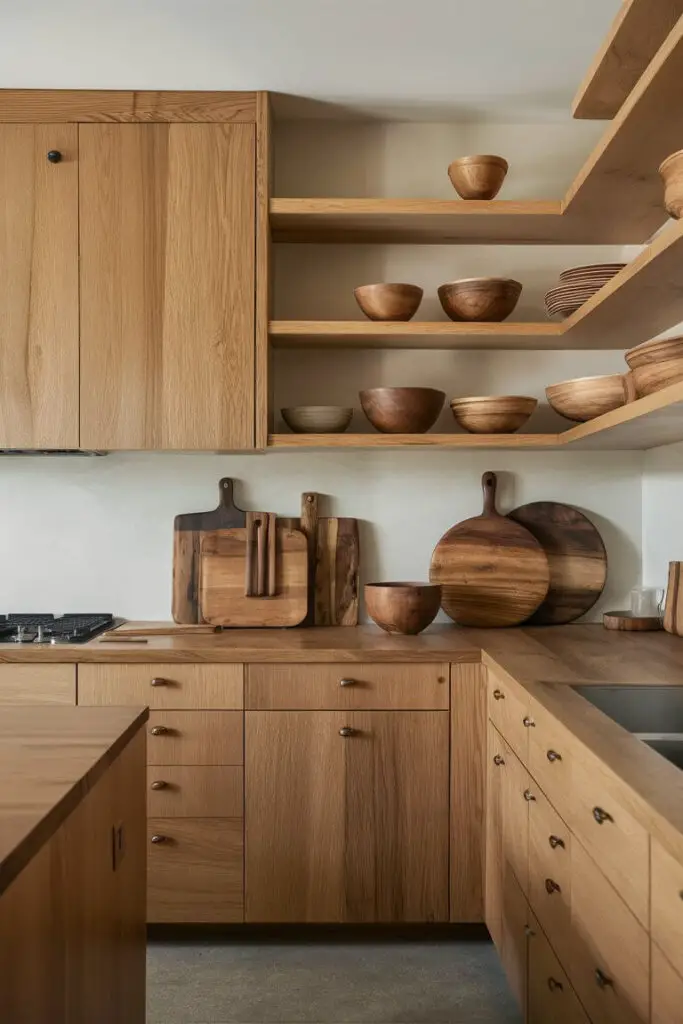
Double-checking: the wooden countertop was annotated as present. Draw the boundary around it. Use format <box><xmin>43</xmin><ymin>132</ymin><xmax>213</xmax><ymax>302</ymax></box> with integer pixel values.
<box><xmin>0</xmin><ymin>705</ymin><xmax>148</xmax><ymax>896</ymax></box>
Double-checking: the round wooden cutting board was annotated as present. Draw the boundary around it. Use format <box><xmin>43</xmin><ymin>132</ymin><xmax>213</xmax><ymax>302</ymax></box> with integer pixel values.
<box><xmin>429</xmin><ymin>472</ymin><xmax>550</xmax><ymax>627</ymax></box>
<box><xmin>507</xmin><ymin>501</ymin><xmax>607</xmax><ymax>625</ymax></box>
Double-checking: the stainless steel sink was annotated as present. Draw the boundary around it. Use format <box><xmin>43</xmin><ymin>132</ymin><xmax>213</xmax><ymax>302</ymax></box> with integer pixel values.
<box><xmin>570</xmin><ymin>685</ymin><xmax>683</xmax><ymax>770</ymax></box>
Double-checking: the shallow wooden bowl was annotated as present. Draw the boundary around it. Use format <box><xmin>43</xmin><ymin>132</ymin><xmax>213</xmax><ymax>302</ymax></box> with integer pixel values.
<box><xmin>365</xmin><ymin>582</ymin><xmax>442</xmax><ymax>635</ymax></box>
<box><xmin>281</xmin><ymin>406</ymin><xmax>353</xmax><ymax>433</ymax></box>
<box><xmin>659</xmin><ymin>149</ymin><xmax>683</xmax><ymax>219</ymax></box>
<box><xmin>354</xmin><ymin>283</ymin><xmax>423</xmax><ymax>321</ymax></box>
<box><xmin>438</xmin><ymin>277</ymin><xmax>522</xmax><ymax>322</ymax></box>
<box><xmin>450</xmin><ymin>396</ymin><xmax>538</xmax><ymax>434</ymax></box>
<box><xmin>447</xmin><ymin>155</ymin><xmax>508</xmax><ymax>200</ymax></box>
<box><xmin>626</xmin><ymin>335</ymin><xmax>683</xmax><ymax>396</ymax></box>
<box><xmin>359</xmin><ymin>387</ymin><xmax>445</xmax><ymax>433</ymax></box>
<box><xmin>546</xmin><ymin>374</ymin><xmax>634</xmax><ymax>422</ymax></box>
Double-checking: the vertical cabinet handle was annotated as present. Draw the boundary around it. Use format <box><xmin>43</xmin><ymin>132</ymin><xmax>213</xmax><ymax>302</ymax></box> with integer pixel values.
<box><xmin>47</xmin><ymin>150</ymin><xmax>62</xmax><ymax>163</ymax></box>
<box><xmin>592</xmin><ymin>806</ymin><xmax>614</xmax><ymax>825</ymax></box>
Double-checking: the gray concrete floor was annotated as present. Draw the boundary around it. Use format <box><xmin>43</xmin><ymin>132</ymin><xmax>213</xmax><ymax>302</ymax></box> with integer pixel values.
<box><xmin>147</xmin><ymin>937</ymin><xmax>521</xmax><ymax>1024</ymax></box>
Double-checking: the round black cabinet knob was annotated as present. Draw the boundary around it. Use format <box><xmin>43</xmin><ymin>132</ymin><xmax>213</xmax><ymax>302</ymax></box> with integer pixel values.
<box><xmin>47</xmin><ymin>151</ymin><xmax>62</xmax><ymax>164</ymax></box>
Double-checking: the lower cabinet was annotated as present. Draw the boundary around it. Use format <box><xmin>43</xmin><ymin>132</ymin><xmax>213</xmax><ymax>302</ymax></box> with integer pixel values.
<box><xmin>527</xmin><ymin>912</ymin><xmax>589</xmax><ymax>1024</ymax></box>
<box><xmin>652</xmin><ymin>942</ymin><xmax>683</xmax><ymax>1024</ymax></box>
<box><xmin>245</xmin><ymin>710</ymin><xmax>450</xmax><ymax>922</ymax></box>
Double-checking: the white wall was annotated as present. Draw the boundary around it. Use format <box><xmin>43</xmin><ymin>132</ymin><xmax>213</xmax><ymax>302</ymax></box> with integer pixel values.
<box><xmin>642</xmin><ymin>442</ymin><xmax>683</xmax><ymax>593</ymax></box>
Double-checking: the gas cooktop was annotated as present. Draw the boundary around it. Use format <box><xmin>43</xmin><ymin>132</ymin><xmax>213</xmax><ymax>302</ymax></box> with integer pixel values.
<box><xmin>0</xmin><ymin>614</ymin><xmax>116</xmax><ymax>644</ymax></box>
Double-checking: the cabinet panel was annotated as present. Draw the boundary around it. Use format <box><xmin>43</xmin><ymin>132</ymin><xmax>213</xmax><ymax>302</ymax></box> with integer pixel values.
<box><xmin>488</xmin><ymin>671</ymin><xmax>530</xmax><ymax>762</ymax></box>
<box><xmin>529</xmin><ymin>783</ymin><xmax>571</xmax><ymax>962</ymax></box>
<box><xmin>450</xmin><ymin>663</ymin><xmax>485</xmax><ymax>922</ymax></box>
<box><xmin>78</xmin><ymin>663</ymin><xmax>243</xmax><ymax>709</ymax></box>
<box><xmin>652</xmin><ymin>943</ymin><xmax>683</xmax><ymax>1024</ymax></box>
<box><xmin>485</xmin><ymin>720</ymin><xmax>505</xmax><ymax>950</ymax></box>
<box><xmin>0</xmin><ymin>664</ymin><xmax>75</xmax><ymax>705</ymax></box>
<box><xmin>527</xmin><ymin>697</ymin><xmax>573</xmax><ymax>813</ymax></box>
<box><xmin>146</xmin><ymin>766</ymin><xmax>243</xmax><ymax>818</ymax></box>
<box><xmin>502</xmin><ymin>737</ymin><xmax>531</xmax><ymax>897</ymax></box>
<box><xmin>528</xmin><ymin>913</ymin><xmax>589</xmax><ymax>1024</ymax></box>
<box><xmin>0</xmin><ymin>124</ymin><xmax>78</xmax><ymax>448</ymax></box>
<box><xmin>146</xmin><ymin>711</ymin><xmax>243</xmax><ymax>765</ymax></box>
<box><xmin>79</xmin><ymin>123</ymin><xmax>255</xmax><ymax>450</ymax></box>
<box><xmin>651</xmin><ymin>837</ymin><xmax>683</xmax><ymax>979</ymax></box>
<box><xmin>499</xmin><ymin>871</ymin><xmax>528</xmax><ymax>1014</ymax></box>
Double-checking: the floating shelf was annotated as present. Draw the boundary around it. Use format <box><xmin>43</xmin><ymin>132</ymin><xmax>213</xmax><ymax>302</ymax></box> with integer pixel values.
<box><xmin>270</xmin><ymin>321</ymin><xmax>564</xmax><ymax>350</ymax></box>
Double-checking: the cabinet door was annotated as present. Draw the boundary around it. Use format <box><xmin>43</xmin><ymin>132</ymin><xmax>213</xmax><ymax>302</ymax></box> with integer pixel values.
<box><xmin>79</xmin><ymin>123</ymin><xmax>255</xmax><ymax>450</ymax></box>
<box><xmin>0</xmin><ymin>124</ymin><xmax>78</xmax><ymax>448</ymax></box>
<box><xmin>486</xmin><ymin>720</ymin><xmax>506</xmax><ymax>950</ymax></box>
<box><xmin>500</xmin><ymin>872</ymin><xmax>529</xmax><ymax>1014</ymax></box>
<box><xmin>502</xmin><ymin>736</ymin><xmax>531</xmax><ymax>897</ymax></box>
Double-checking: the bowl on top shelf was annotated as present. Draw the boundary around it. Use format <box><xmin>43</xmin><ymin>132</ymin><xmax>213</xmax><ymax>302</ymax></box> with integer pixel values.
<box><xmin>447</xmin><ymin>155</ymin><xmax>508</xmax><ymax>200</ymax></box>
<box><xmin>546</xmin><ymin>373</ymin><xmax>635</xmax><ymax>423</ymax></box>
<box><xmin>659</xmin><ymin>149</ymin><xmax>683</xmax><ymax>219</ymax></box>
<box><xmin>625</xmin><ymin>335</ymin><xmax>683</xmax><ymax>396</ymax></box>
<box><xmin>365</xmin><ymin>582</ymin><xmax>442</xmax><ymax>636</ymax></box>
<box><xmin>359</xmin><ymin>387</ymin><xmax>445</xmax><ymax>433</ymax></box>
<box><xmin>544</xmin><ymin>263</ymin><xmax>626</xmax><ymax>319</ymax></box>
<box><xmin>450</xmin><ymin>396</ymin><xmax>537</xmax><ymax>434</ymax></box>
<box><xmin>438</xmin><ymin>277</ymin><xmax>522</xmax><ymax>322</ymax></box>
<box><xmin>354</xmin><ymin>283</ymin><xmax>423</xmax><ymax>322</ymax></box>
<box><xmin>281</xmin><ymin>406</ymin><xmax>353</xmax><ymax>434</ymax></box>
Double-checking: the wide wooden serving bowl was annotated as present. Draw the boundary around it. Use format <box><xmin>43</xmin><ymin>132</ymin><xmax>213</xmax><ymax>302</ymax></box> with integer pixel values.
<box><xmin>365</xmin><ymin>582</ymin><xmax>442</xmax><ymax>635</ymax></box>
<box><xmin>360</xmin><ymin>387</ymin><xmax>445</xmax><ymax>433</ymax></box>
<box><xmin>447</xmin><ymin>155</ymin><xmax>508</xmax><ymax>200</ymax></box>
<box><xmin>438</xmin><ymin>277</ymin><xmax>522</xmax><ymax>322</ymax></box>
<box><xmin>281</xmin><ymin>406</ymin><xmax>353</xmax><ymax>433</ymax></box>
<box><xmin>546</xmin><ymin>374</ymin><xmax>634</xmax><ymax>422</ymax></box>
<box><xmin>659</xmin><ymin>149</ymin><xmax>683</xmax><ymax>219</ymax></box>
<box><xmin>450</xmin><ymin>396</ymin><xmax>538</xmax><ymax>433</ymax></box>
<box><xmin>354</xmin><ymin>283</ymin><xmax>423</xmax><ymax>321</ymax></box>
<box><xmin>625</xmin><ymin>335</ymin><xmax>683</xmax><ymax>396</ymax></box>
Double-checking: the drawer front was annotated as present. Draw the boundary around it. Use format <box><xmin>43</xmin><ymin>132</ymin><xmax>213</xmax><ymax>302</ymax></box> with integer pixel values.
<box><xmin>528</xmin><ymin>913</ymin><xmax>589</xmax><ymax>1024</ymax></box>
<box><xmin>651</xmin><ymin>837</ymin><xmax>683</xmax><ymax>978</ymax></box>
<box><xmin>652</xmin><ymin>943</ymin><xmax>683</xmax><ymax>1024</ymax></box>
<box><xmin>147</xmin><ymin>818</ymin><xmax>243</xmax><ymax>923</ymax></box>
<box><xmin>0</xmin><ymin>664</ymin><xmax>76</xmax><ymax>705</ymax></box>
<box><xmin>501</xmin><ymin>736</ymin><xmax>531</xmax><ymax>897</ymax></box>
<box><xmin>528</xmin><ymin>698</ymin><xmax>573</xmax><ymax>812</ymax></box>
<box><xmin>247</xmin><ymin>663</ymin><xmax>449</xmax><ymax>710</ymax></box>
<box><xmin>487</xmin><ymin>671</ymin><xmax>530</xmax><ymax>761</ymax></box>
<box><xmin>568</xmin><ymin>840</ymin><xmax>649</xmax><ymax>1024</ymax></box>
<box><xmin>147</xmin><ymin>711</ymin><xmax>243</xmax><ymax>765</ymax></box>
<box><xmin>529</xmin><ymin>784</ymin><xmax>571</xmax><ymax>960</ymax></box>
<box><xmin>78</xmin><ymin>663</ymin><xmax>243</xmax><ymax>709</ymax></box>
<box><xmin>147</xmin><ymin>766</ymin><xmax>243</xmax><ymax>817</ymax></box>
<box><xmin>569</xmin><ymin>751</ymin><xmax>648</xmax><ymax>927</ymax></box>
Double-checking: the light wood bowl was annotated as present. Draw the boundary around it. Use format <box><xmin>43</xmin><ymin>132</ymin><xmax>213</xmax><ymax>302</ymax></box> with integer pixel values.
<box><xmin>365</xmin><ymin>582</ymin><xmax>442</xmax><ymax>635</ymax></box>
<box><xmin>359</xmin><ymin>387</ymin><xmax>445</xmax><ymax>433</ymax></box>
<box><xmin>447</xmin><ymin>155</ymin><xmax>508</xmax><ymax>200</ymax></box>
<box><xmin>546</xmin><ymin>374</ymin><xmax>635</xmax><ymax>423</ymax></box>
<box><xmin>354</xmin><ymin>283</ymin><xmax>423</xmax><ymax>321</ymax></box>
<box><xmin>449</xmin><ymin>396</ymin><xmax>538</xmax><ymax>434</ymax></box>
<box><xmin>625</xmin><ymin>335</ymin><xmax>683</xmax><ymax>396</ymax></box>
<box><xmin>281</xmin><ymin>406</ymin><xmax>353</xmax><ymax>433</ymax></box>
<box><xmin>659</xmin><ymin>149</ymin><xmax>683</xmax><ymax>219</ymax></box>
<box><xmin>438</xmin><ymin>277</ymin><xmax>522</xmax><ymax>322</ymax></box>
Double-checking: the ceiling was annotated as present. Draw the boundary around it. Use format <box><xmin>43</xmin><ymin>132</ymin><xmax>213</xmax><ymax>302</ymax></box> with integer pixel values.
<box><xmin>0</xmin><ymin>0</ymin><xmax>621</xmax><ymax>121</ymax></box>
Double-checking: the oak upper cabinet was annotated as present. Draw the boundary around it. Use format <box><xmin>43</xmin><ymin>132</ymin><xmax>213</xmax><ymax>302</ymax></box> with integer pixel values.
<box><xmin>245</xmin><ymin>711</ymin><xmax>449</xmax><ymax>923</ymax></box>
<box><xmin>0</xmin><ymin>125</ymin><xmax>79</xmax><ymax>448</ymax></box>
<box><xmin>79</xmin><ymin>123</ymin><xmax>256</xmax><ymax>450</ymax></box>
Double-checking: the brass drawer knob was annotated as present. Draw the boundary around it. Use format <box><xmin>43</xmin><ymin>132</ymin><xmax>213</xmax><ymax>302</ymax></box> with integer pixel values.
<box><xmin>547</xmin><ymin>978</ymin><xmax>564</xmax><ymax>993</ymax></box>
<box><xmin>493</xmin><ymin>754</ymin><xmax>505</xmax><ymax>766</ymax></box>
<box><xmin>150</xmin><ymin>780</ymin><xmax>167</xmax><ymax>790</ymax></box>
<box><xmin>492</xmin><ymin>689</ymin><xmax>505</xmax><ymax>701</ymax></box>
<box><xmin>339</xmin><ymin>678</ymin><xmax>356</xmax><ymax>687</ymax></box>
<box><xmin>339</xmin><ymin>726</ymin><xmax>356</xmax><ymax>738</ymax></box>
<box><xmin>548</xmin><ymin>835</ymin><xmax>565</xmax><ymax>850</ymax></box>
<box><xmin>150</xmin><ymin>726</ymin><xmax>169</xmax><ymax>736</ymax></box>
<box><xmin>150</xmin><ymin>834</ymin><xmax>168</xmax><ymax>844</ymax></box>
<box><xmin>524</xmin><ymin>925</ymin><xmax>536</xmax><ymax>938</ymax></box>
<box><xmin>522</xmin><ymin>716</ymin><xmax>535</xmax><ymax>728</ymax></box>
<box><xmin>151</xmin><ymin>677</ymin><xmax>169</xmax><ymax>687</ymax></box>
<box><xmin>592</xmin><ymin>806</ymin><xmax>614</xmax><ymax>825</ymax></box>
<box><xmin>546</xmin><ymin>749</ymin><xmax>562</xmax><ymax>762</ymax></box>
<box><xmin>595</xmin><ymin>968</ymin><xmax>613</xmax><ymax>990</ymax></box>
<box><xmin>524</xmin><ymin>789</ymin><xmax>536</xmax><ymax>802</ymax></box>
<box><xmin>545</xmin><ymin>878</ymin><xmax>561</xmax><ymax>895</ymax></box>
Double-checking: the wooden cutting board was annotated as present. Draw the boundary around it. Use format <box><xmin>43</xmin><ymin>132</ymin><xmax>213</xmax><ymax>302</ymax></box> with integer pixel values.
<box><xmin>429</xmin><ymin>472</ymin><xmax>550</xmax><ymax>627</ymax></box>
<box><xmin>297</xmin><ymin>493</ymin><xmax>360</xmax><ymax>626</ymax></box>
<box><xmin>173</xmin><ymin>479</ymin><xmax>247</xmax><ymax>624</ymax></box>
<box><xmin>199</xmin><ymin>526</ymin><xmax>308</xmax><ymax>627</ymax></box>
<box><xmin>664</xmin><ymin>562</ymin><xmax>683</xmax><ymax>636</ymax></box>
<box><xmin>507</xmin><ymin>501</ymin><xmax>607</xmax><ymax>625</ymax></box>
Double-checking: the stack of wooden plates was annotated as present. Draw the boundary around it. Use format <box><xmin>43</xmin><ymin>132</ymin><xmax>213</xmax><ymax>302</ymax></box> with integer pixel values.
<box><xmin>544</xmin><ymin>263</ymin><xmax>626</xmax><ymax>319</ymax></box>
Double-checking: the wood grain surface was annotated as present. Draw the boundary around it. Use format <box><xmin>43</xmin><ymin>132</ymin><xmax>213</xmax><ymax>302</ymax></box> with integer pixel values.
<box><xmin>146</xmin><ymin>766</ymin><xmax>243</xmax><ymax>818</ymax></box>
<box><xmin>507</xmin><ymin>501</ymin><xmax>607</xmax><ymax>624</ymax></box>
<box><xmin>430</xmin><ymin>472</ymin><xmax>550</xmax><ymax>627</ymax></box>
<box><xmin>0</xmin><ymin>665</ymin><xmax>75</xmax><ymax>704</ymax></box>
<box><xmin>315</xmin><ymin>516</ymin><xmax>360</xmax><ymax>626</ymax></box>
<box><xmin>603</xmin><ymin>610</ymin><xmax>663</xmax><ymax>631</ymax></box>
<box><xmin>450</xmin><ymin>663</ymin><xmax>486</xmax><ymax>923</ymax></box>
<box><xmin>145</xmin><ymin>711</ymin><xmax>243</xmax><ymax>766</ymax></box>
<box><xmin>0</xmin><ymin>89</ymin><xmax>257</xmax><ymax>122</ymax></box>
<box><xmin>78</xmin><ymin>662</ymin><xmax>244</xmax><ymax>709</ymax></box>
<box><xmin>664</xmin><ymin>561</ymin><xmax>683</xmax><ymax>635</ymax></box>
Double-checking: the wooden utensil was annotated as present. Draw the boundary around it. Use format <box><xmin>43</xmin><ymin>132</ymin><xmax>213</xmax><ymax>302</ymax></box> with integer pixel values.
<box><xmin>603</xmin><ymin>611</ymin><xmax>662</xmax><ymax>632</ymax></box>
<box><xmin>429</xmin><ymin>472</ymin><xmax>549</xmax><ymax>628</ymax></box>
<box><xmin>199</xmin><ymin>526</ymin><xmax>308</xmax><ymax>627</ymax></box>
<box><xmin>664</xmin><ymin>562</ymin><xmax>683</xmax><ymax>636</ymax></box>
<box><xmin>447</xmin><ymin>155</ymin><xmax>508</xmax><ymax>200</ymax></box>
<box><xmin>173</xmin><ymin>479</ymin><xmax>248</xmax><ymax>623</ymax></box>
<box><xmin>507</xmin><ymin>502</ymin><xmax>607</xmax><ymax>625</ymax></box>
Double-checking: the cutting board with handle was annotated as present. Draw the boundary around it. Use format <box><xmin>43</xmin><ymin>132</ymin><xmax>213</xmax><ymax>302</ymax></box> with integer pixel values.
<box><xmin>173</xmin><ymin>478</ymin><xmax>247</xmax><ymax>624</ymax></box>
<box><xmin>664</xmin><ymin>561</ymin><xmax>683</xmax><ymax>636</ymax></box>
<box><xmin>429</xmin><ymin>471</ymin><xmax>550</xmax><ymax>627</ymax></box>
<box><xmin>199</xmin><ymin>525</ymin><xmax>308</xmax><ymax>627</ymax></box>
<box><xmin>297</xmin><ymin>493</ymin><xmax>360</xmax><ymax>626</ymax></box>
<box><xmin>507</xmin><ymin>501</ymin><xmax>607</xmax><ymax>625</ymax></box>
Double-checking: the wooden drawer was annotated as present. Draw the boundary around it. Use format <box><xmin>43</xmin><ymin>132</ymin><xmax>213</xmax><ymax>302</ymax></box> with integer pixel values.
<box><xmin>0</xmin><ymin>664</ymin><xmax>76</xmax><ymax>705</ymax></box>
<box><xmin>651</xmin><ymin>837</ymin><xmax>683</xmax><ymax>978</ymax></box>
<box><xmin>78</xmin><ymin>663</ymin><xmax>243</xmax><ymax>709</ymax></box>
<box><xmin>147</xmin><ymin>766</ymin><xmax>243</xmax><ymax>817</ymax></box>
<box><xmin>147</xmin><ymin>818</ymin><xmax>243</xmax><ymax>923</ymax></box>
<box><xmin>529</xmin><ymin>783</ymin><xmax>571</xmax><ymax>961</ymax></box>
<box><xmin>246</xmin><ymin>663</ymin><xmax>449</xmax><ymax>710</ymax></box>
<box><xmin>652</xmin><ymin>943</ymin><xmax>683</xmax><ymax>1024</ymax></box>
<box><xmin>568</xmin><ymin>840</ymin><xmax>648</xmax><ymax>1024</ymax></box>
<box><xmin>527</xmin><ymin>697</ymin><xmax>573</xmax><ymax>812</ymax></box>
<box><xmin>528</xmin><ymin>912</ymin><xmax>589</xmax><ymax>1024</ymax></box>
<box><xmin>501</xmin><ymin>735</ymin><xmax>531</xmax><ymax>897</ymax></box>
<box><xmin>569</xmin><ymin>748</ymin><xmax>648</xmax><ymax>926</ymax></box>
<box><xmin>147</xmin><ymin>711</ymin><xmax>243</xmax><ymax>765</ymax></box>
<box><xmin>487</xmin><ymin>670</ymin><xmax>530</xmax><ymax>761</ymax></box>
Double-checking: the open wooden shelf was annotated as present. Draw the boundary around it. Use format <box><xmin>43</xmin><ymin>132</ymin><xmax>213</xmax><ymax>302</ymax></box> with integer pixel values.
<box><xmin>268</xmin><ymin>382</ymin><xmax>683</xmax><ymax>452</ymax></box>
<box><xmin>269</xmin><ymin>321</ymin><xmax>565</xmax><ymax>350</ymax></box>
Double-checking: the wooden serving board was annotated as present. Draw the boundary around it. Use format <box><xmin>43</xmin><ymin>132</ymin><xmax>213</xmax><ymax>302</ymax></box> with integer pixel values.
<box><xmin>507</xmin><ymin>501</ymin><xmax>607</xmax><ymax>625</ymax></box>
<box><xmin>199</xmin><ymin>527</ymin><xmax>308</xmax><ymax>628</ymax></box>
<box><xmin>298</xmin><ymin>493</ymin><xmax>360</xmax><ymax>626</ymax></box>
<box><xmin>664</xmin><ymin>562</ymin><xmax>683</xmax><ymax>636</ymax></box>
<box><xmin>429</xmin><ymin>472</ymin><xmax>549</xmax><ymax>628</ymax></box>
<box><xmin>603</xmin><ymin>611</ymin><xmax>662</xmax><ymax>632</ymax></box>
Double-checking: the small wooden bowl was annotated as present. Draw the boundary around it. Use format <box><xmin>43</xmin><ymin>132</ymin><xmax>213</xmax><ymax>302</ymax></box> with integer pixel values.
<box><xmin>359</xmin><ymin>387</ymin><xmax>445</xmax><ymax>433</ymax></box>
<box><xmin>546</xmin><ymin>374</ymin><xmax>634</xmax><ymax>422</ymax></box>
<box><xmin>438</xmin><ymin>277</ymin><xmax>522</xmax><ymax>322</ymax></box>
<box><xmin>659</xmin><ymin>150</ymin><xmax>683</xmax><ymax>219</ymax></box>
<box><xmin>281</xmin><ymin>406</ymin><xmax>353</xmax><ymax>433</ymax></box>
<box><xmin>450</xmin><ymin>396</ymin><xmax>537</xmax><ymax>434</ymax></box>
<box><xmin>354</xmin><ymin>283</ymin><xmax>423</xmax><ymax>322</ymax></box>
<box><xmin>365</xmin><ymin>582</ymin><xmax>442</xmax><ymax>635</ymax></box>
<box><xmin>625</xmin><ymin>335</ymin><xmax>683</xmax><ymax>396</ymax></box>
<box><xmin>448</xmin><ymin>155</ymin><xmax>508</xmax><ymax>200</ymax></box>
